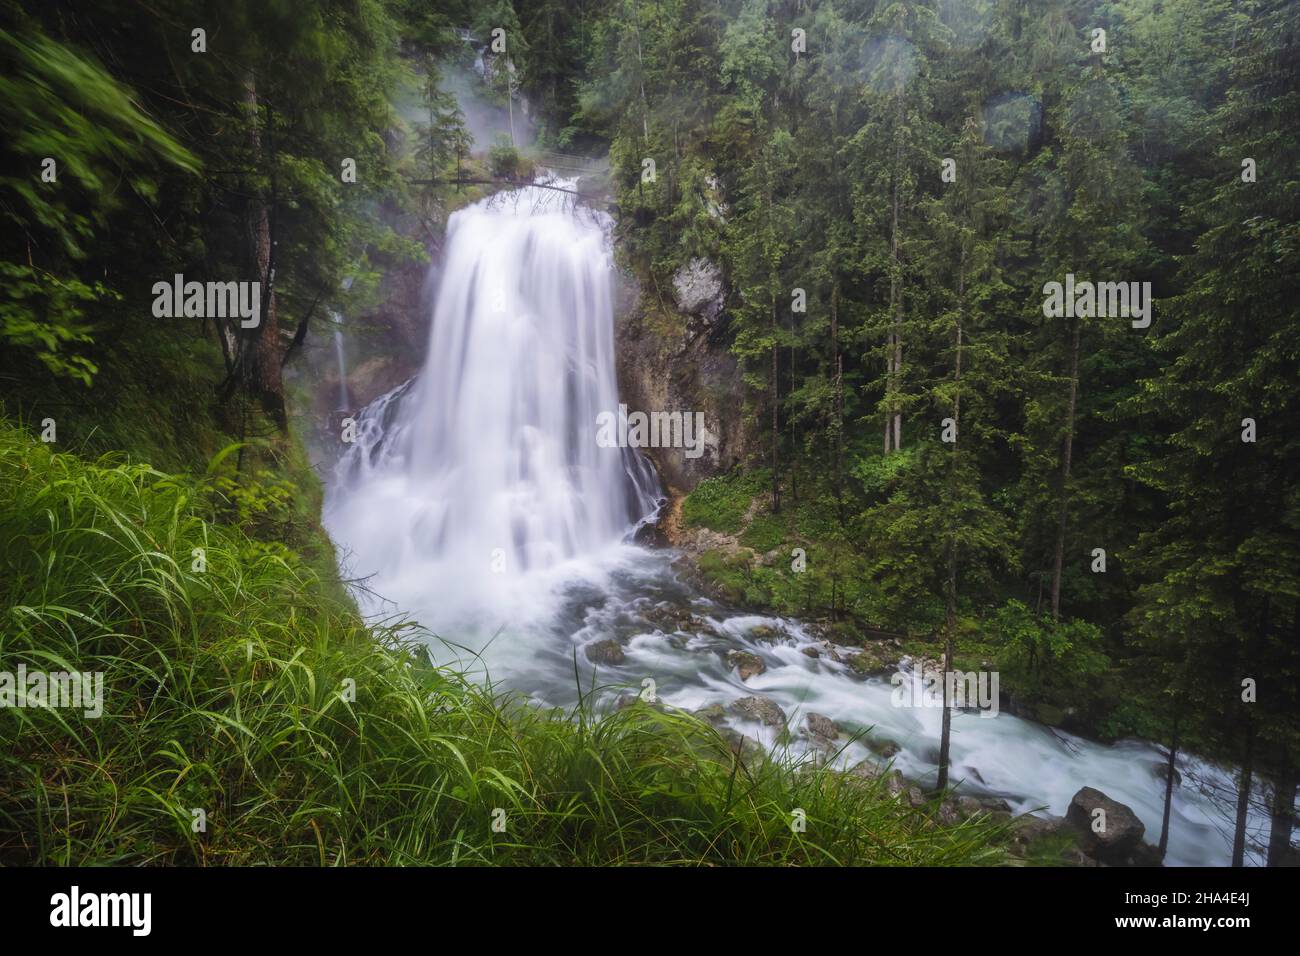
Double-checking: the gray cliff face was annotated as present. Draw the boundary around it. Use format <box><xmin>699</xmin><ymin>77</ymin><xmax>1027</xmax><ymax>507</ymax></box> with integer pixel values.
<box><xmin>612</xmin><ymin>260</ymin><xmax>754</xmax><ymax>494</ymax></box>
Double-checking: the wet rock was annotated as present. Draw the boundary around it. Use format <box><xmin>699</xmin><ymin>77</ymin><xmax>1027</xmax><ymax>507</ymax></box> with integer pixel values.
<box><xmin>937</xmin><ymin>798</ymin><xmax>962</xmax><ymax>825</ymax></box>
<box><xmin>641</xmin><ymin>603</ymin><xmax>692</xmax><ymax>634</ymax></box>
<box><xmin>866</xmin><ymin>735</ymin><xmax>902</xmax><ymax>759</ymax></box>
<box><xmin>800</xmin><ymin>645</ymin><xmax>820</xmax><ymax>658</ymax></box>
<box><xmin>687</xmin><ymin>615</ymin><xmax>722</xmax><ymax>638</ymax></box>
<box><xmin>726</xmin><ymin>649</ymin><xmax>767</xmax><ymax>682</ymax></box>
<box><xmin>718</xmin><ymin>727</ymin><xmax>766</xmax><ymax>767</ymax></box>
<box><xmin>847</xmin><ymin>760</ymin><xmax>885</xmax><ymax>783</ymax></box>
<box><xmin>748</xmin><ymin>624</ymin><xmax>787</xmax><ymax>643</ymax></box>
<box><xmin>672</xmin><ymin>257</ymin><xmax>725</xmax><ymax>325</ymax></box>
<box><xmin>632</xmin><ymin>517</ymin><xmax>670</xmax><ymax>548</ymax></box>
<box><xmin>1066</xmin><ymin>787</ymin><xmax>1146</xmax><ymax>863</ymax></box>
<box><xmin>584</xmin><ymin>639</ymin><xmax>626</xmax><ymax>666</ymax></box>
<box><xmin>957</xmin><ymin>796</ymin><xmax>985</xmax><ymax>819</ymax></box>
<box><xmin>803</xmin><ymin>712</ymin><xmax>840</xmax><ymax>746</ymax></box>
<box><xmin>615</xmin><ymin>693</ymin><xmax>670</xmax><ymax>714</ymax></box>
<box><xmin>846</xmin><ymin>643</ymin><xmax>901</xmax><ymax>677</ymax></box>
<box><xmin>1126</xmin><ymin>841</ymin><xmax>1165</xmax><ymax>868</ymax></box>
<box><xmin>729</xmin><ymin>695</ymin><xmax>787</xmax><ymax>728</ymax></box>
<box><xmin>1009</xmin><ymin>813</ymin><xmax>1071</xmax><ymax>854</ymax></box>
<box><xmin>694</xmin><ymin>703</ymin><xmax>727</xmax><ymax>724</ymax></box>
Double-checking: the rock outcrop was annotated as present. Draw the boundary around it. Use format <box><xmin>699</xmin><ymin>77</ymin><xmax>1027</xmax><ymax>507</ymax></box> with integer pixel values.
<box><xmin>1065</xmin><ymin>786</ymin><xmax>1147</xmax><ymax>863</ymax></box>
<box><xmin>729</xmin><ymin>695</ymin><xmax>787</xmax><ymax>728</ymax></box>
<box><xmin>613</xmin><ymin>264</ymin><xmax>753</xmax><ymax>495</ymax></box>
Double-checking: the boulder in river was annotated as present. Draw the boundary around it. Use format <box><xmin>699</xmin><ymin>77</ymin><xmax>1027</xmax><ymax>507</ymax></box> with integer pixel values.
<box><xmin>694</xmin><ymin>702</ymin><xmax>727</xmax><ymax>724</ymax></box>
<box><xmin>1066</xmin><ymin>786</ymin><xmax>1146</xmax><ymax>862</ymax></box>
<box><xmin>729</xmin><ymin>695</ymin><xmax>787</xmax><ymax>728</ymax></box>
<box><xmin>748</xmin><ymin>624</ymin><xmax>788</xmax><ymax>643</ymax></box>
<box><xmin>866</xmin><ymin>735</ymin><xmax>902</xmax><ymax>759</ymax></box>
<box><xmin>725</xmin><ymin>649</ymin><xmax>767</xmax><ymax>681</ymax></box>
<box><xmin>802</xmin><ymin>712</ymin><xmax>840</xmax><ymax>746</ymax></box>
<box><xmin>584</xmin><ymin>639</ymin><xmax>626</xmax><ymax>666</ymax></box>
<box><xmin>718</xmin><ymin>728</ymin><xmax>766</xmax><ymax>769</ymax></box>
<box><xmin>846</xmin><ymin>643</ymin><xmax>901</xmax><ymax>677</ymax></box>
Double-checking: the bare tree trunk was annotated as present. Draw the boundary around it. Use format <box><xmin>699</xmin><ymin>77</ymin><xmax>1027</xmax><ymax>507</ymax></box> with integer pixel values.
<box><xmin>628</xmin><ymin>0</ymin><xmax>650</xmax><ymax>140</ymax></box>
<box><xmin>832</xmin><ymin>279</ymin><xmax>844</xmax><ymax>523</ymax></box>
<box><xmin>771</xmin><ymin>294</ymin><xmax>781</xmax><ymax>515</ymax></box>
<box><xmin>1267</xmin><ymin>763</ymin><xmax>1296</xmax><ymax>867</ymax></box>
<box><xmin>1159</xmin><ymin>712</ymin><xmax>1180</xmax><ymax>860</ymax></box>
<box><xmin>243</xmin><ymin>73</ymin><xmax>285</xmax><ymax>426</ymax></box>
<box><xmin>885</xmin><ymin>190</ymin><xmax>900</xmax><ymax>453</ymax></box>
<box><xmin>1232</xmin><ymin>722</ymin><xmax>1255</xmax><ymax>867</ymax></box>
<box><xmin>883</xmin><ymin>327</ymin><xmax>894</xmax><ymax>454</ymax></box>
<box><xmin>937</xmin><ymin>256</ymin><xmax>965</xmax><ymax>792</ymax></box>
<box><xmin>886</xmin><ymin>82</ymin><xmax>904</xmax><ymax>452</ymax></box>
<box><xmin>1050</xmin><ymin>317</ymin><xmax>1080</xmax><ymax>621</ymax></box>
<box><xmin>766</xmin><ymin>154</ymin><xmax>781</xmax><ymax>515</ymax></box>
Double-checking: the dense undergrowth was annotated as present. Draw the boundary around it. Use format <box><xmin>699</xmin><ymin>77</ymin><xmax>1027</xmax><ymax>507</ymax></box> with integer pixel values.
<box><xmin>0</xmin><ymin>424</ymin><xmax>1006</xmax><ymax>865</ymax></box>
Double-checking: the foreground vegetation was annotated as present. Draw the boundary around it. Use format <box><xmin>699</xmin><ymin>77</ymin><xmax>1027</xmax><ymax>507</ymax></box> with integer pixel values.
<box><xmin>0</xmin><ymin>425</ymin><xmax>1003</xmax><ymax>865</ymax></box>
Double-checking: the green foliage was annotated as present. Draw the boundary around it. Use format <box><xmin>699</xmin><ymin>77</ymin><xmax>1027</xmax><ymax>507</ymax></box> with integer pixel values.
<box><xmin>0</xmin><ymin>27</ymin><xmax>197</xmax><ymax>384</ymax></box>
<box><xmin>682</xmin><ymin>470</ymin><xmax>769</xmax><ymax>533</ymax></box>
<box><xmin>739</xmin><ymin>512</ymin><xmax>785</xmax><ymax>552</ymax></box>
<box><xmin>0</xmin><ymin>263</ymin><xmax>106</xmax><ymax>386</ymax></box>
<box><xmin>489</xmin><ymin>136</ymin><xmax>524</xmax><ymax>178</ymax></box>
<box><xmin>989</xmin><ymin>600</ymin><xmax>1110</xmax><ymax>695</ymax></box>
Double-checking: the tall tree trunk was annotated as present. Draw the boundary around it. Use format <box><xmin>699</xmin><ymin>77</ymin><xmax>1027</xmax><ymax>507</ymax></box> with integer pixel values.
<box><xmin>243</xmin><ymin>73</ymin><xmax>285</xmax><ymax>427</ymax></box>
<box><xmin>831</xmin><ymin>279</ymin><xmax>844</xmax><ymax>524</ymax></box>
<box><xmin>766</xmin><ymin>154</ymin><xmax>781</xmax><ymax>515</ymax></box>
<box><xmin>771</xmin><ymin>293</ymin><xmax>781</xmax><ymax>515</ymax></box>
<box><xmin>887</xmin><ymin>82</ymin><xmax>904</xmax><ymax>452</ymax></box>
<box><xmin>628</xmin><ymin>0</ymin><xmax>650</xmax><ymax>140</ymax></box>
<box><xmin>884</xmin><ymin>327</ymin><xmax>894</xmax><ymax>454</ymax></box>
<box><xmin>1050</xmin><ymin>316</ymin><xmax>1080</xmax><ymax>621</ymax></box>
<box><xmin>1232</xmin><ymin>721</ymin><xmax>1255</xmax><ymax>867</ymax></box>
<box><xmin>1267</xmin><ymin>763</ymin><xmax>1296</xmax><ymax>867</ymax></box>
<box><xmin>1159</xmin><ymin>710</ymin><xmax>1180</xmax><ymax>860</ymax></box>
<box><xmin>937</xmin><ymin>255</ymin><xmax>965</xmax><ymax>792</ymax></box>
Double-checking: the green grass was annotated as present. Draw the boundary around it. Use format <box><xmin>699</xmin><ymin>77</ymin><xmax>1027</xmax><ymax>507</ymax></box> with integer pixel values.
<box><xmin>739</xmin><ymin>512</ymin><xmax>786</xmax><ymax>552</ymax></box>
<box><xmin>681</xmin><ymin>469</ymin><xmax>770</xmax><ymax>533</ymax></box>
<box><xmin>0</xmin><ymin>425</ymin><xmax>1007</xmax><ymax>865</ymax></box>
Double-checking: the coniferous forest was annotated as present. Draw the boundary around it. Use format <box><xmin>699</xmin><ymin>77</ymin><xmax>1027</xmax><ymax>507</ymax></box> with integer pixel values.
<box><xmin>1</xmin><ymin>0</ymin><xmax>1298</xmax><ymax>902</ymax></box>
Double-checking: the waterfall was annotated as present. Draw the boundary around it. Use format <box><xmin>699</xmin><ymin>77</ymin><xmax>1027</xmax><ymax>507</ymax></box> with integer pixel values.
<box><xmin>325</xmin><ymin>182</ymin><xmax>660</xmax><ymax>629</ymax></box>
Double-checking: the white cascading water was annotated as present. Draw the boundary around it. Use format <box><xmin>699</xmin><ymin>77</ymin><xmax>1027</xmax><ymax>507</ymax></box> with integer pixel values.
<box><xmin>324</xmin><ymin>180</ymin><xmax>1270</xmax><ymax>868</ymax></box>
<box><xmin>325</xmin><ymin>182</ymin><xmax>659</xmax><ymax>632</ymax></box>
